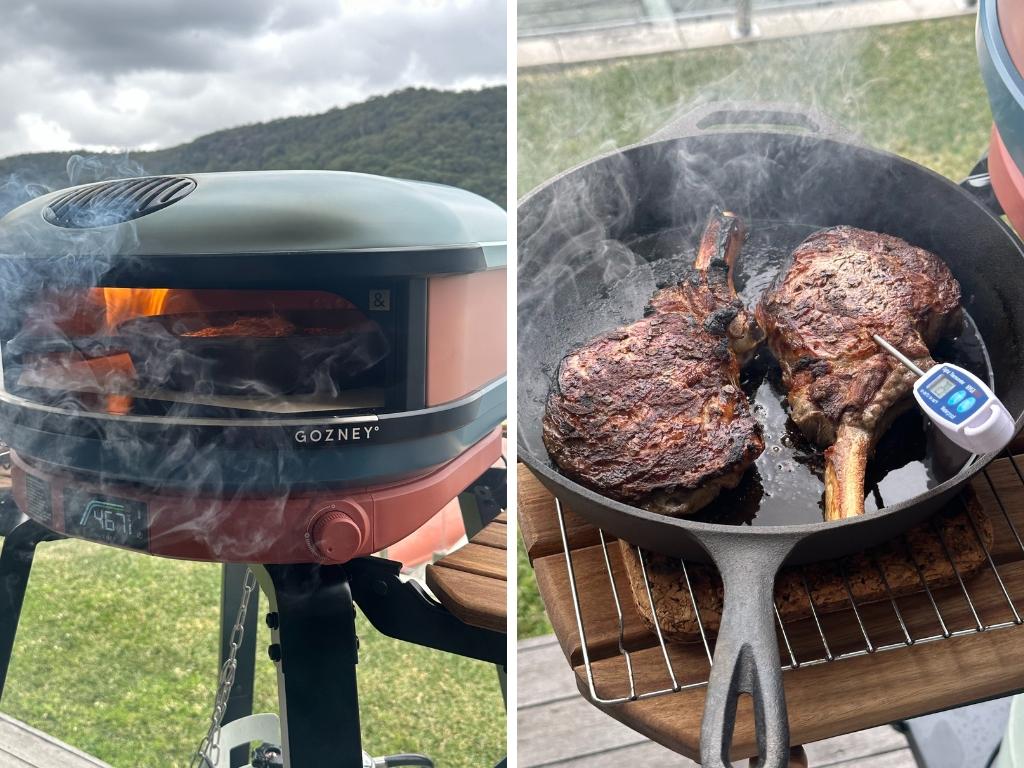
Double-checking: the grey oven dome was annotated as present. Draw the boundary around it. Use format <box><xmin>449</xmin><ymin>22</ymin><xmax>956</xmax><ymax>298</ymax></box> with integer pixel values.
<box><xmin>0</xmin><ymin>170</ymin><xmax>506</xmax><ymax>273</ymax></box>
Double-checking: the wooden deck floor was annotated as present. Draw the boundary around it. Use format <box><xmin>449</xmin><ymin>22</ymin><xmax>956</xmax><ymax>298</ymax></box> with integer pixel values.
<box><xmin>0</xmin><ymin>713</ymin><xmax>110</xmax><ymax>767</ymax></box>
<box><xmin>518</xmin><ymin>635</ymin><xmax>917</xmax><ymax>767</ymax></box>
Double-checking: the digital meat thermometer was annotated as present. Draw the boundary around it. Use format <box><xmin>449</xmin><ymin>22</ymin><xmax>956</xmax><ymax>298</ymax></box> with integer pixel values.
<box><xmin>873</xmin><ymin>334</ymin><xmax>1016</xmax><ymax>454</ymax></box>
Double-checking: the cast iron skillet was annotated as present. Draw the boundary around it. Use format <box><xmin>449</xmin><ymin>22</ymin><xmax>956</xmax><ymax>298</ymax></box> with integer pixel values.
<box><xmin>517</xmin><ymin>103</ymin><xmax>1024</xmax><ymax>768</ymax></box>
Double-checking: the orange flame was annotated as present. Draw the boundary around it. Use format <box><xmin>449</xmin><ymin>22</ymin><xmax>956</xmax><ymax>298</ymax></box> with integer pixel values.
<box><xmin>98</xmin><ymin>288</ymin><xmax>171</xmax><ymax>329</ymax></box>
<box><xmin>90</xmin><ymin>288</ymin><xmax>355</xmax><ymax>332</ymax></box>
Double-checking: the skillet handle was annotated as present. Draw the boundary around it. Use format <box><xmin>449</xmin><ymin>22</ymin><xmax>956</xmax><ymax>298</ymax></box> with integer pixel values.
<box><xmin>699</xmin><ymin>534</ymin><xmax>796</xmax><ymax>768</ymax></box>
<box><xmin>643</xmin><ymin>100</ymin><xmax>853</xmax><ymax>145</ymax></box>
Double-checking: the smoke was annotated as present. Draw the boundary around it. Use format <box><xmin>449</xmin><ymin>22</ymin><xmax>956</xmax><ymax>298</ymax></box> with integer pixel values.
<box><xmin>0</xmin><ymin>160</ymin><xmax>396</xmax><ymax>563</ymax></box>
<box><xmin>66</xmin><ymin>153</ymin><xmax>147</xmax><ymax>187</ymax></box>
<box><xmin>515</xmin><ymin>17</ymin><xmax>966</xmax><ymax>462</ymax></box>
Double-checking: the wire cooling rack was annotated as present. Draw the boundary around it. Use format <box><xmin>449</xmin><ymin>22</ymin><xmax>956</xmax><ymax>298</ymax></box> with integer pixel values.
<box><xmin>555</xmin><ymin>449</ymin><xmax>1024</xmax><ymax>705</ymax></box>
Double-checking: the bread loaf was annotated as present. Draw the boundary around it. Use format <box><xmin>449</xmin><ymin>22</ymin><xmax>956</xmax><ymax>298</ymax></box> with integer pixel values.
<box><xmin>620</xmin><ymin>495</ymin><xmax>993</xmax><ymax>642</ymax></box>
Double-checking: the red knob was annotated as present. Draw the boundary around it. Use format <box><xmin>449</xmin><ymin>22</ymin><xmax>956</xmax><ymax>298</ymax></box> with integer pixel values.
<box><xmin>311</xmin><ymin>501</ymin><xmax>366</xmax><ymax>563</ymax></box>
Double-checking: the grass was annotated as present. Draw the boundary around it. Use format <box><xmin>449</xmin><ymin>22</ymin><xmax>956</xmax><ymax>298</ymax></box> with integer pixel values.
<box><xmin>516</xmin><ymin>15</ymin><xmax>994</xmax><ymax>638</ymax></box>
<box><xmin>519</xmin><ymin>16</ymin><xmax>989</xmax><ymax>194</ymax></box>
<box><xmin>517</xmin><ymin>539</ymin><xmax>551</xmax><ymax>639</ymax></box>
<box><xmin>2</xmin><ymin>539</ymin><xmax>504</xmax><ymax>767</ymax></box>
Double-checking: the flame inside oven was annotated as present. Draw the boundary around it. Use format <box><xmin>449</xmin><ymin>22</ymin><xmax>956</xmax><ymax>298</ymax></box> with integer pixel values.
<box><xmin>11</xmin><ymin>288</ymin><xmax>392</xmax><ymax>415</ymax></box>
<box><xmin>100</xmin><ymin>288</ymin><xmax>171</xmax><ymax>329</ymax></box>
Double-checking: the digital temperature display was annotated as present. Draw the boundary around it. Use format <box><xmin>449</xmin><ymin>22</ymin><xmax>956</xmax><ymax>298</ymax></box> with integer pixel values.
<box><xmin>64</xmin><ymin>491</ymin><xmax>149</xmax><ymax>550</ymax></box>
<box><xmin>927</xmin><ymin>376</ymin><xmax>957</xmax><ymax>398</ymax></box>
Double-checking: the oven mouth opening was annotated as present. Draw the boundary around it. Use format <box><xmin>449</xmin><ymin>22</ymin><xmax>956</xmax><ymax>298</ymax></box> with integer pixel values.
<box><xmin>3</xmin><ymin>287</ymin><xmax>403</xmax><ymax>419</ymax></box>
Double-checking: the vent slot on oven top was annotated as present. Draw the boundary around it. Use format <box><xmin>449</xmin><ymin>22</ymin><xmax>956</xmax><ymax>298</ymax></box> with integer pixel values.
<box><xmin>44</xmin><ymin>176</ymin><xmax>196</xmax><ymax>229</ymax></box>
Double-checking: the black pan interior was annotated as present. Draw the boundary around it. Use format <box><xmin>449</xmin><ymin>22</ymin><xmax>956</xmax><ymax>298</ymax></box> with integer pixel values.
<box><xmin>518</xmin><ymin>131</ymin><xmax>1024</xmax><ymax>531</ymax></box>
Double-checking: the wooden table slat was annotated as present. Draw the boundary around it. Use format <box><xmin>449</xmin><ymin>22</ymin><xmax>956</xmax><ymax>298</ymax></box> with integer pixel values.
<box><xmin>433</xmin><ymin>541</ymin><xmax>507</xmax><ymax>581</ymax></box>
<box><xmin>472</xmin><ymin>522</ymin><xmax>508</xmax><ymax>550</ymax></box>
<box><xmin>426</xmin><ymin>566</ymin><xmax>507</xmax><ymax>632</ymax></box>
<box><xmin>423</xmin><ymin>516</ymin><xmax>507</xmax><ymax>633</ymax></box>
<box><xmin>518</xmin><ymin>474</ymin><xmax>605</xmax><ymax>561</ymax></box>
<box><xmin>579</xmin><ymin>626</ymin><xmax>1024</xmax><ymax>760</ymax></box>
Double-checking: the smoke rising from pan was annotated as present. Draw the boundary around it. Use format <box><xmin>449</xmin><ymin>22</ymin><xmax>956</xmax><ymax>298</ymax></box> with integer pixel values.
<box><xmin>517</xmin><ymin>17</ymin><xmax>989</xmax><ymax>457</ymax></box>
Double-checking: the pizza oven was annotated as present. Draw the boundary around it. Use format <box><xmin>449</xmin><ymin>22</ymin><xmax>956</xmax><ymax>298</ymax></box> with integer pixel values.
<box><xmin>0</xmin><ymin>170</ymin><xmax>506</xmax><ymax>564</ymax></box>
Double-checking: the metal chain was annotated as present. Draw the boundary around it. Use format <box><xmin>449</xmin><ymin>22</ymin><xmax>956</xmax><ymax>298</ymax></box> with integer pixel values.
<box><xmin>190</xmin><ymin>567</ymin><xmax>259</xmax><ymax>768</ymax></box>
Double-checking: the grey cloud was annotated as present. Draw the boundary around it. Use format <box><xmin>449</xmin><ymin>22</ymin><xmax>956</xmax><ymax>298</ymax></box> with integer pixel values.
<box><xmin>0</xmin><ymin>0</ymin><xmax>338</xmax><ymax>73</ymax></box>
<box><xmin>0</xmin><ymin>0</ymin><xmax>505</xmax><ymax>157</ymax></box>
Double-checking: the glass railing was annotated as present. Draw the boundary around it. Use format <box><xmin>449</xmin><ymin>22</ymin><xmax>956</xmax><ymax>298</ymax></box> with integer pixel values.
<box><xmin>518</xmin><ymin>0</ymin><xmax>975</xmax><ymax>39</ymax></box>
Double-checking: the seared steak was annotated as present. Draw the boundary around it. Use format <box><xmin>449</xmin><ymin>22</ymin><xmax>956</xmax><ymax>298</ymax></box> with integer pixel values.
<box><xmin>756</xmin><ymin>226</ymin><xmax>962</xmax><ymax>520</ymax></box>
<box><xmin>542</xmin><ymin>210</ymin><xmax>764</xmax><ymax>515</ymax></box>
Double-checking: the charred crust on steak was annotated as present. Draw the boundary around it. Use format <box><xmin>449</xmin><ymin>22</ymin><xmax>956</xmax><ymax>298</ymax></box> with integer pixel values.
<box><xmin>543</xmin><ymin>208</ymin><xmax>765</xmax><ymax>515</ymax></box>
<box><xmin>703</xmin><ymin>306</ymin><xmax>740</xmax><ymax>335</ymax></box>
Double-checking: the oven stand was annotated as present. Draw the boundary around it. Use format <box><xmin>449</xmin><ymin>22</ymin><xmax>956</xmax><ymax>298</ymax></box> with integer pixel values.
<box><xmin>256</xmin><ymin>564</ymin><xmax>362</xmax><ymax>768</ymax></box>
<box><xmin>225</xmin><ymin>465</ymin><xmax>508</xmax><ymax>767</ymax></box>
<box><xmin>0</xmin><ymin>511</ymin><xmax>64</xmax><ymax>697</ymax></box>
<box><xmin>254</xmin><ymin>557</ymin><xmax>505</xmax><ymax>768</ymax></box>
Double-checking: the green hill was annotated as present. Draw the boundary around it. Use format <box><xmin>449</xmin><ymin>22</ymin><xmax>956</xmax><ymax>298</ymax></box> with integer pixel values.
<box><xmin>0</xmin><ymin>86</ymin><xmax>506</xmax><ymax>216</ymax></box>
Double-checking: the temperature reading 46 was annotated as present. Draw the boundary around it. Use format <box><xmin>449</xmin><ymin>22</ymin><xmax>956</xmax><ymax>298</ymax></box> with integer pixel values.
<box><xmin>64</xmin><ymin>491</ymin><xmax>149</xmax><ymax>550</ymax></box>
<box><xmin>81</xmin><ymin>501</ymin><xmax>134</xmax><ymax>536</ymax></box>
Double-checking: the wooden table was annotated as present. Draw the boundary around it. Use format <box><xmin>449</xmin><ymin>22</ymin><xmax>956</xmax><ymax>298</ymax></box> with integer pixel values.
<box><xmin>0</xmin><ymin>712</ymin><xmax>111</xmax><ymax>767</ymax></box>
<box><xmin>426</xmin><ymin>511</ymin><xmax>507</xmax><ymax>633</ymax></box>
<box><xmin>519</xmin><ymin>461</ymin><xmax>1024</xmax><ymax>763</ymax></box>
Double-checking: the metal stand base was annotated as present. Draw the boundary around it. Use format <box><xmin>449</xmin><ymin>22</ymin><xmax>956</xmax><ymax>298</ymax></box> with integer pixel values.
<box><xmin>0</xmin><ymin>511</ymin><xmax>63</xmax><ymax>698</ymax></box>
<box><xmin>256</xmin><ymin>563</ymin><xmax>363</xmax><ymax>768</ymax></box>
<box><xmin>254</xmin><ymin>555</ymin><xmax>506</xmax><ymax>768</ymax></box>
<box><xmin>250</xmin><ymin>467</ymin><xmax>506</xmax><ymax>766</ymax></box>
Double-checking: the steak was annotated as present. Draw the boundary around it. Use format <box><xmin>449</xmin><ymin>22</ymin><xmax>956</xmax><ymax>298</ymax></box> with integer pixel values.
<box><xmin>542</xmin><ymin>210</ymin><xmax>764</xmax><ymax>515</ymax></box>
<box><xmin>756</xmin><ymin>226</ymin><xmax>962</xmax><ymax>520</ymax></box>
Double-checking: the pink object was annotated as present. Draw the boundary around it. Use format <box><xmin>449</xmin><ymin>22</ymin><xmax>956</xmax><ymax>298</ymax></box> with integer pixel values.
<box><xmin>385</xmin><ymin>499</ymin><xmax>466</xmax><ymax>568</ymax></box>
<box><xmin>999</xmin><ymin>0</ymin><xmax>1024</xmax><ymax>76</ymax></box>
<box><xmin>11</xmin><ymin>427</ymin><xmax>503</xmax><ymax>565</ymax></box>
<box><xmin>426</xmin><ymin>268</ymin><xmax>506</xmax><ymax>405</ymax></box>
<box><xmin>385</xmin><ymin>438</ymin><xmax>506</xmax><ymax>568</ymax></box>
<box><xmin>989</xmin><ymin>125</ymin><xmax>1024</xmax><ymax>234</ymax></box>
<box><xmin>310</xmin><ymin>500</ymin><xmax>370</xmax><ymax>563</ymax></box>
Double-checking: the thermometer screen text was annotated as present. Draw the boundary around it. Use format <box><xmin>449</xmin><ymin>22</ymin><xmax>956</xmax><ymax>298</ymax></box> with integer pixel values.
<box><xmin>927</xmin><ymin>376</ymin><xmax>957</xmax><ymax>398</ymax></box>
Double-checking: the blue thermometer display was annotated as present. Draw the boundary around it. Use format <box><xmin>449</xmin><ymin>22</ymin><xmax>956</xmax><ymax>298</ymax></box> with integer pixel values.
<box><xmin>873</xmin><ymin>335</ymin><xmax>1015</xmax><ymax>455</ymax></box>
<box><xmin>916</xmin><ymin>366</ymin><xmax>989</xmax><ymax>425</ymax></box>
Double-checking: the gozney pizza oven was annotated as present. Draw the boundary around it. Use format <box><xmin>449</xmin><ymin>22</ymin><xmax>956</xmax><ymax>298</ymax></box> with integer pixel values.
<box><xmin>0</xmin><ymin>171</ymin><xmax>506</xmax><ymax>564</ymax></box>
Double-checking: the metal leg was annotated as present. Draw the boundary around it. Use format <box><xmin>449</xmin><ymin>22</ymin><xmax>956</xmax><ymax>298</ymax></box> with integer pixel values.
<box><xmin>456</xmin><ymin>467</ymin><xmax>508</xmax><ymax>707</ymax></box>
<box><xmin>255</xmin><ymin>564</ymin><xmax>363</xmax><ymax>768</ymax></box>
<box><xmin>220</xmin><ymin>563</ymin><xmax>259</xmax><ymax>768</ymax></box>
<box><xmin>732</xmin><ymin>0</ymin><xmax>755</xmax><ymax>39</ymax></box>
<box><xmin>961</xmin><ymin>153</ymin><xmax>1004</xmax><ymax>216</ymax></box>
<box><xmin>348</xmin><ymin>557</ymin><xmax>505</xmax><ymax>666</ymax></box>
<box><xmin>457</xmin><ymin>467</ymin><xmax>506</xmax><ymax>538</ymax></box>
<box><xmin>0</xmin><ymin>515</ymin><xmax>61</xmax><ymax>699</ymax></box>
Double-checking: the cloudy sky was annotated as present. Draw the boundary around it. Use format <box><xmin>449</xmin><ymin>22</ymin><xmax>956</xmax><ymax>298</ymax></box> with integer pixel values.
<box><xmin>0</xmin><ymin>0</ymin><xmax>506</xmax><ymax>158</ymax></box>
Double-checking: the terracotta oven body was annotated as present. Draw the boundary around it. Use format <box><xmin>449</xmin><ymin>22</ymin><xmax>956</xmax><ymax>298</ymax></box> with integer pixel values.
<box><xmin>0</xmin><ymin>171</ymin><xmax>507</xmax><ymax>564</ymax></box>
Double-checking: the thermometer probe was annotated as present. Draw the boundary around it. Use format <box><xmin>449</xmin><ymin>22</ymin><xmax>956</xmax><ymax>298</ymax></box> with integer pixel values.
<box><xmin>873</xmin><ymin>334</ymin><xmax>1016</xmax><ymax>454</ymax></box>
